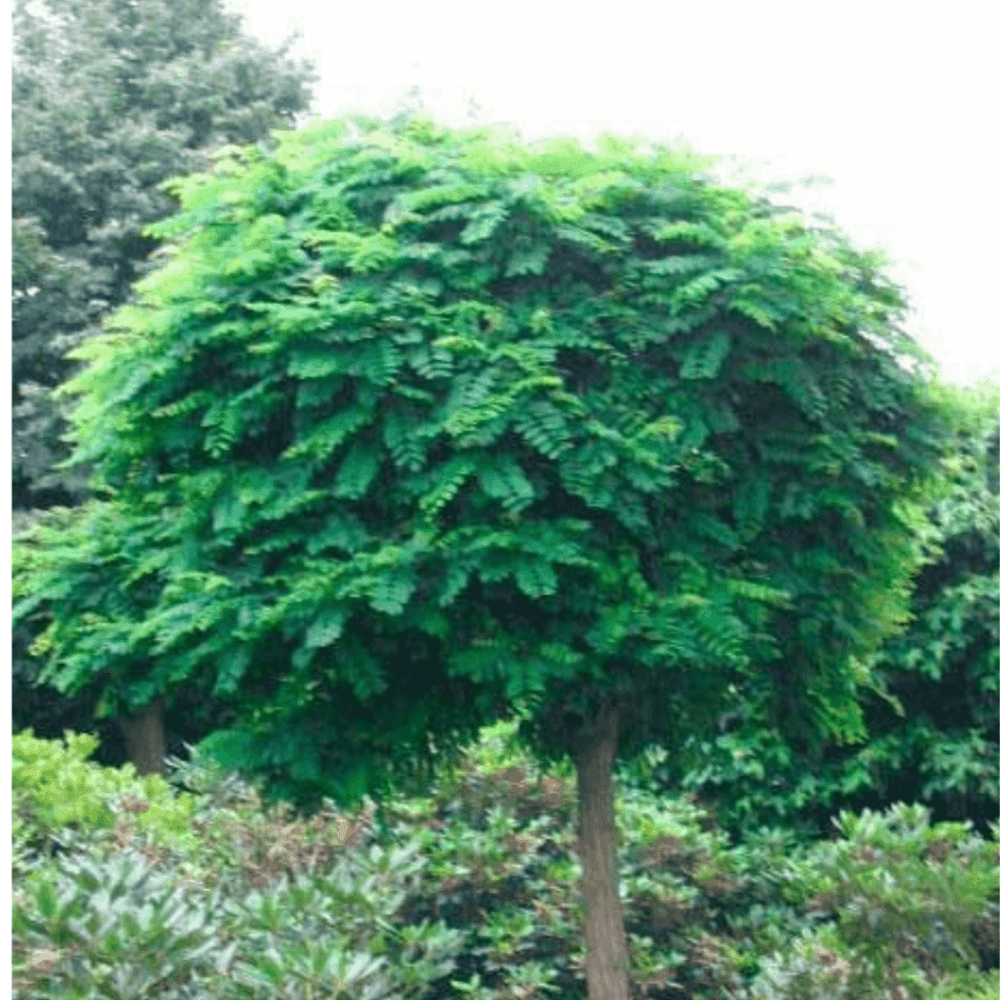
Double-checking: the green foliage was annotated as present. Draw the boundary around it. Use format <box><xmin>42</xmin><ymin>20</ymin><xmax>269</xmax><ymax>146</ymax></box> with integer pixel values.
<box><xmin>13</xmin><ymin>847</ymin><xmax>232</xmax><ymax>999</ymax></box>
<box><xmin>931</xmin><ymin>970</ymin><xmax>1000</xmax><ymax>1000</ymax></box>
<box><xmin>13</xmin><ymin>836</ymin><xmax>460</xmax><ymax>1000</ymax></box>
<box><xmin>14</xmin><ymin>114</ymin><xmax>949</xmax><ymax>807</ymax></box>
<box><xmin>12</xmin><ymin>0</ymin><xmax>315</xmax><ymax>511</ymax></box>
<box><xmin>12</xmin><ymin>736</ymin><xmax>463</xmax><ymax>1000</ymax></box>
<box><xmin>863</xmin><ymin>387</ymin><xmax>999</xmax><ymax>820</ymax></box>
<box><xmin>673</xmin><ymin>383</ymin><xmax>999</xmax><ymax>840</ymax></box>
<box><xmin>217</xmin><ymin>845</ymin><xmax>462</xmax><ymax>999</ymax></box>
<box><xmin>12</xmin><ymin>0</ymin><xmax>317</xmax><ymax>771</ymax></box>
<box><xmin>14</xmin><ymin>730</ymin><xmax>996</xmax><ymax>999</ymax></box>
<box><xmin>741</xmin><ymin>804</ymin><xmax>999</xmax><ymax>1000</ymax></box>
<box><xmin>13</xmin><ymin>729</ymin><xmax>198</xmax><ymax>853</ymax></box>
<box><xmin>814</xmin><ymin>805</ymin><xmax>995</xmax><ymax>992</ymax></box>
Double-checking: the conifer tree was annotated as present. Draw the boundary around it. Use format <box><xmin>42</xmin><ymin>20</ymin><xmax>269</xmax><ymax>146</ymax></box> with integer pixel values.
<box><xmin>14</xmin><ymin>117</ymin><xmax>950</xmax><ymax>1000</ymax></box>
<box><xmin>12</xmin><ymin>0</ymin><xmax>315</xmax><ymax>514</ymax></box>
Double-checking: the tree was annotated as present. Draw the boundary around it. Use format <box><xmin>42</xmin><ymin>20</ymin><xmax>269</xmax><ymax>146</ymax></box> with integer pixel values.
<box><xmin>673</xmin><ymin>383</ymin><xmax>998</xmax><ymax>841</ymax></box>
<box><xmin>12</xmin><ymin>0</ymin><xmax>316</xmax><ymax>514</ymax></box>
<box><xmin>14</xmin><ymin>117</ymin><xmax>950</xmax><ymax>1000</ymax></box>
<box><xmin>845</xmin><ymin>386</ymin><xmax>998</xmax><ymax>824</ymax></box>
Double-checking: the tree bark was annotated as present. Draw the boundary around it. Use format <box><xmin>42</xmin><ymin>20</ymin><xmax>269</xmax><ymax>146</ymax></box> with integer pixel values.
<box><xmin>573</xmin><ymin>702</ymin><xmax>630</xmax><ymax>1000</ymax></box>
<box><xmin>119</xmin><ymin>697</ymin><xmax>167</xmax><ymax>776</ymax></box>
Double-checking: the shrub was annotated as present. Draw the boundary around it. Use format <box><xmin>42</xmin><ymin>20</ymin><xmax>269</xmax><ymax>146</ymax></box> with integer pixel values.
<box><xmin>11</xmin><ymin>730</ymin><xmax>998</xmax><ymax>999</ymax></box>
<box><xmin>12</xmin><ymin>729</ymin><xmax>198</xmax><ymax>856</ymax></box>
<box><xmin>738</xmin><ymin>804</ymin><xmax>999</xmax><ymax>1000</ymax></box>
<box><xmin>13</xmin><ymin>846</ymin><xmax>232</xmax><ymax>999</ymax></box>
<box><xmin>218</xmin><ymin>842</ymin><xmax>463</xmax><ymax>999</ymax></box>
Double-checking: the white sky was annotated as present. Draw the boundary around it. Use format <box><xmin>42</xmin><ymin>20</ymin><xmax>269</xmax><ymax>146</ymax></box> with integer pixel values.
<box><xmin>234</xmin><ymin>4</ymin><xmax>991</xmax><ymax>384</ymax></box>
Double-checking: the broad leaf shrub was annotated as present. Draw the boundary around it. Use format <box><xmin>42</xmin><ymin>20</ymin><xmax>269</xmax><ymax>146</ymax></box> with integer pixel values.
<box><xmin>13</xmin><ymin>841</ymin><xmax>461</xmax><ymax>1000</ymax></box>
<box><xmin>746</xmin><ymin>939</ymin><xmax>998</xmax><ymax>1000</ymax></box>
<box><xmin>319</xmin><ymin>720</ymin><xmax>999</xmax><ymax>999</ymax></box>
<box><xmin>12</xmin><ymin>729</ymin><xmax>999</xmax><ymax>998</ymax></box>
<box><xmin>13</xmin><ymin>847</ymin><xmax>233</xmax><ymax>999</ymax></box>
<box><xmin>777</xmin><ymin>805</ymin><xmax>999</xmax><ymax>1000</ymax></box>
<box><xmin>13</xmin><ymin>739</ymin><xmax>461</xmax><ymax>999</ymax></box>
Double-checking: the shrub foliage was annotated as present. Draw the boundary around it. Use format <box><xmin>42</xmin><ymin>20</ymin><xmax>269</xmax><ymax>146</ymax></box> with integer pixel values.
<box><xmin>12</xmin><ymin>729</ymin><xmax>999</xmax><ymax>999</ymax></box>
<box><xmin>674</xmin><ymin>388</ymin><xmax>999</xmax><ymax>840</ymax></box>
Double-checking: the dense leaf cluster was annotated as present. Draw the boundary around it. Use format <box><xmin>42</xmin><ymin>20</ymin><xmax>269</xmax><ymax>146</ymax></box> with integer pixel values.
<box><xmin>13</xmin><ymin>729</ymin><xmax>197</xmax><ymax>856</ymax></box>
<box><xmin>671</xmin><ymin>389</ymin><xmax>999</xmax><ymax>839</ymax></box>
<box><xmin>12</xmin><ymin>0</ymin><xmax>317</xmax><ymax>768</ymax></box>
<box><xmin>14</xmin><ymin>116</ymin><xmax>948</xmax><ymax>806</ymax></box>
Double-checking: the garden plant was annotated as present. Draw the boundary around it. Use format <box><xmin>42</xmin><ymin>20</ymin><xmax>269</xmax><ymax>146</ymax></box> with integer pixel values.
<box><xmin>11</xmin><ymin>728</ymin><xmax>1000</xmax><ymax>999</ymax></box>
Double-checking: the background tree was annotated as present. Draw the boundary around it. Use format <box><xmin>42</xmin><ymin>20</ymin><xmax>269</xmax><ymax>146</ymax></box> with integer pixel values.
<box><xmin>669</xmin><ymin>383</ymin><xmax>998</xmax><ymax>842</ymax></box>
<box><xmin>12</xmin><ymin>0</ymin><xmax>316</xmax><ymax>763</ymax></box>
<box><xmin>14</xmin><ymin>117</ymin><xmax>950</xmax><ymax>1000</ymax></box>
<box><xmin>12</xmin><ymin>0</ymin><xmax>316</xmax><ymax>516</ymax></box>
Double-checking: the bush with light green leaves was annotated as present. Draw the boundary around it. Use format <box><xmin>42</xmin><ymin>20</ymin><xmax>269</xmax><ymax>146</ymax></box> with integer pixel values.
<box><xmin>13</xmin><ymin>729</ymin><xmax>198</xmax><ymax>859</ymax></box>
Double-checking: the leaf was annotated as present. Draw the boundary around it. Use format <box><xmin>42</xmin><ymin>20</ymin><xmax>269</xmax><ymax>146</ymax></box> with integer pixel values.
<box><xmin>285</xmin><ymin>405</ymin><xmax>374</xmax><ymax>460</ymax></box>
<box><xmin>734</xmin><ymin>476</ymin><xmax>771</xmax><ymax>535</ymax></box>
<box><xmin>644</xmin><ymin>253</ymin><xmax>717</xmax><ymax>277</ymax></box>
<box><xmin>305</xmin><ymin>607</ymin><xmax>348</xmax><ymax>649</ymax></box>
<box><xmin>420</xmin><ymin>457</ymin><xmax>478</xmax><ymax>516</ymax></box>
<box><xmin>212</xmin><ymin>490</ymin><xmax>247</xmax><ymax>534</ymax></box>
<box><xmin>288</xmin><ymin>348</ymin><xmax>346</xmax><ymax>380</ymax></box>
<box><xmin>723</xmin><ymin>578</ymin><xmax>791</xmax><ymax>607</ymax></box>
<box><xmin>214</xmin><ymin>645</ymin><xmax>252</xmax><ymax>695</ymax></box>
<box><xmin>478</xmin><ymin>456</ymin><xmax>536</xmax><ymax>512</ymax></box>
<box><xmin>438</xmin><ymin>564</ymin><xmax>472</xmax><ymax>606</ymax></box>
<box><xmin>369</xmin><ymin>574</ymin><xmax>416</xmax><ymax>616</ymax></box>
<box><xmin>460</xmin><ymin>202</ymin><xmax>509</xmax><ymax>244</ymax></box>
<box><xmin>505</xmin><ymin>243</ymin><xmax>552</xmax><ymax>277</ymax></box>
<box><xmin>333</xmin><ymin>443</ymin><xmax>381</xmax><ymax>500</ymax></box>
<box><xmin>513</xmin><ymin>559</ymin><xmax>558</xmax><ymax>598</ymax></box>
<box><xmin>383</xmin><ymin>408</ymin><xmax>429</xmax><ymax>471</ymax></box>
<box><xmin>409</xmin><ymin>343</ymin><xmax>454</xmax><ymax>380</ymax></box>
<box><xmin>306</xmin><ymin>514</ymin><xmax>370</xmax><ymax>555</ymax></box>
<box><xmin>637</xmin><ymin>415</ymin><xmax>683</xmax><ymax>442</ymax></box>
<box><xmin>679</xmin><ymin>331</ymin><xmax>732</xmax><ymax>380</ymax></box>
<box><xmin>653</xmin><ymin>220</ymin><xmax>726</xmax><ymax>248</ymax></box>
<box><xmin>514</xmin><ymin>401</ymin><xmax>573</xmax><ymax>458</ymax></box>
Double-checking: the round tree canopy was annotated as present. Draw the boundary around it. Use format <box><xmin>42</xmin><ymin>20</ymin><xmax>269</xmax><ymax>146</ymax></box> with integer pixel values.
<box><xmin>16</xmin><ymin>116</ymin><xmax>948</xmax><ymax>806</ymax></box>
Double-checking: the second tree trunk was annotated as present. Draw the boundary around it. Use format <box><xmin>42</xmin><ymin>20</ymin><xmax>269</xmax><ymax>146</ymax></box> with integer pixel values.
<box><xmin>119</xmin><ymin>697</ymin><xmax>167</xmax><ymax>776</ymax></box>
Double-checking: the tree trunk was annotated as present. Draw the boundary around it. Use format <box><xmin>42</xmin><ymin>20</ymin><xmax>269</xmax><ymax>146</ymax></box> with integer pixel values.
<box><xmin>119</xmin><ymin>697</ymin><xmax>167</xmax><ymax>776</ymax></box>
<box><xmin>573</xmin><ymin>702</ymin><xmax>630</xmax><ymax>1000</ymax></box>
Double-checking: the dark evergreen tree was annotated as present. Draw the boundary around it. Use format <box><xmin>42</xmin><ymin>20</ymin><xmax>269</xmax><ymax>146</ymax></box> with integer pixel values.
<box><xmin>12</xmin><ymin>0</ymin><xmax>316</xmax><ymax>514</ymax></box>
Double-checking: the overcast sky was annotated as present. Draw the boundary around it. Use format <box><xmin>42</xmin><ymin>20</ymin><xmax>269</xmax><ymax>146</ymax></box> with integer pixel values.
<box><xmin>227</xmin><ymin>0</ymin><xmax>998</xmax><ymax>386</ymax></box>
